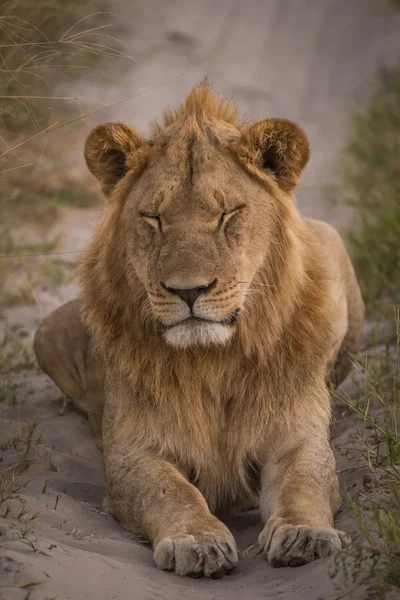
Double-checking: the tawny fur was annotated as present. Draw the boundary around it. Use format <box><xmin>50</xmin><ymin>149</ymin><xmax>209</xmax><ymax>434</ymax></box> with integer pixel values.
<box><xmin>34</xmin><ymin>84</ymin><xmax>364</xmax><ymax>577</ymax></box>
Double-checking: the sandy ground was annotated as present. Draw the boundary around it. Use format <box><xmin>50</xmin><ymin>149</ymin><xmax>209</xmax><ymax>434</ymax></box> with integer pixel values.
<box><xmin>1</xmin><ymin>1</ymin><xmax>400</xmax><ymax>598</ymax></box>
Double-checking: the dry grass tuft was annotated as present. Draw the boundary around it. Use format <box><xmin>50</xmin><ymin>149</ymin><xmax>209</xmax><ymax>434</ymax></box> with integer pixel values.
<box><xmin>0</xmin><ymin>1</ymin><xmax>130</xmax><ymax>225</ymax></box>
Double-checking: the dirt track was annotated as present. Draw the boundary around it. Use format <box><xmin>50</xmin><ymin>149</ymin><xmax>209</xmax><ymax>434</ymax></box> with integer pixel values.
<box><xmin>1</xmin><ymin>1</ymin><xmax>400</xmax><ymax>599</ymax></box>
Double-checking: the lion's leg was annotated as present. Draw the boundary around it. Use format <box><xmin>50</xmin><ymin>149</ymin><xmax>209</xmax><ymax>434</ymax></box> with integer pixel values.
<box><xmin>331</xmin><ymin>253</ymin><xmax>365</xmax><ymax>388</ymax></box>
<box><xmin>102</xmin><ymin>402</ymin><xmax>238</xmax><ymax>578</ymax></box>
<box><xmin>258</xmin><ymin>408</ymin><xmax>346</xmax><ymax>567</ymax></box>
<box><xmin>34</xmin><ymin>299</ymin><xmax>105</xmax><ymax>447</ymax></box>
<box><xmin>329</xmin><ymin>304</ymin><xmax>364</xmax><ymax>387</ymax></box>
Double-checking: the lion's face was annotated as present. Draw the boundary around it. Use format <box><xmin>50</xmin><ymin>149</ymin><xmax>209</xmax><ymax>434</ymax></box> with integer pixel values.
<box><xmin>124</xmin><ymin>143</ymin><xmax>271</xmax><ymax>349</ymax></box>
<box><xmin>84</xmin><ymin>86</ymin><xmax>309</xmax><ymax>349</ymax></box>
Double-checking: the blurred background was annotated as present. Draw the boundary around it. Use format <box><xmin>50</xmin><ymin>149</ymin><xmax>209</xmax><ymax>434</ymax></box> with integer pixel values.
<box><xmin>2</xmin><ymin>0</ymin><xmax>400</xmax><ymax>303</ymax></box>
<box><xmin>1</xmin><ymin>2</ymin><xmax>400</xmax><ymax>598</ymax></box>
<box><xmin>2</xmin><ymin>0</ymin><xmax>400</xmax><ymax>228</ymax></box>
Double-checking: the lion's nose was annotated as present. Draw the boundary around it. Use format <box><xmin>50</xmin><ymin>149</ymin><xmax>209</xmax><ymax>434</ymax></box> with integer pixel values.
<box><xmin>162</xmin><ymin>280</ymin><xmax>217</xmax><ymax>309</ymax></box>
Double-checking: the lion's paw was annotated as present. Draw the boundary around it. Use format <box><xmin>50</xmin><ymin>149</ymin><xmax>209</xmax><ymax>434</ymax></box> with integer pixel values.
<box><xmin>154</xmin><ymin>531</ymin><xmax>238</xmax><ymax>578</ymax></box>
<box><xmin>259</xmin><ymin>517</ymin><xmax>349</xmax><ymax>567</ymax></box>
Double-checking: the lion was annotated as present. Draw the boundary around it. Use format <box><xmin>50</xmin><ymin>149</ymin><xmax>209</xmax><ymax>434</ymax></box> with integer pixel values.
<box><xmin>34</xmin><ymin>84</ymin><xmax>364</xmax><ymax>578</ymax></box>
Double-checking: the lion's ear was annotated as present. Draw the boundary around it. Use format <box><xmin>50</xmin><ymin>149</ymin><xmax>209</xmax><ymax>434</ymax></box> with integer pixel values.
<box><xmin>84</xmin><ymin>123</ymin><xmax>145</xmax><ymax>198</ymax></box>
<box><xmin>241</xmin><ymin>118</ymin><xmax>310</xmax><ymax>193</ymax></box>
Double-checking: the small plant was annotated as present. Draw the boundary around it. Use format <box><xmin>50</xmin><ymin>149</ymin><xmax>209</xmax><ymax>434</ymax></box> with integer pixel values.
<box><xmin>20</xmin><ymin>538</ymin><xmax>50</xmax><ymax>556</ymax></box>
<box><xmin>0</xmin><ymin>330</ymin><xmax>37</xmax><ymax>377</ymax></box>
<box><xmin>0</xmin><ymin>421</ymin><xmax>42</xmax><ymax>479</ymax></box>
<box><xmin>16</xmin><ymin>581</ymin><xmax>44</xmax><ymax>590</ymax></box>
<box><xmin>0</xmin><ymin>381</ymin><xmax>19</xmax><ymax>404</ymax></box>
<box><xmin>0</xmin><ymin>234</ymin><xmax>59</xmax><ymax>307</ymax></box>
<box><xmin>0</xmin><ymin>470</ymin><xmax>20</xmax><ymax>505</ymax></box>
<box><xmin>332</xmin><ymin>312</ymin><xmax>400</xmax><ymax>597</ymax></box>
<box><xmin>41</xmin><ymin>258</ymin><xmax>73</xmax><ymax>288</ymax></box>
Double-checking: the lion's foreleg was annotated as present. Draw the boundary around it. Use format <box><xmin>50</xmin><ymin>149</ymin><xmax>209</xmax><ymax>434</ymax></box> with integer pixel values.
<box><xmin>102</xmin><ymin>405</ymin><xmax>238</xmax><ymax>578</ymax></box>
<box><xmin>258</xmin><ymin>412</ymin><xmax>347</xmax><ymax>567</ymax></box>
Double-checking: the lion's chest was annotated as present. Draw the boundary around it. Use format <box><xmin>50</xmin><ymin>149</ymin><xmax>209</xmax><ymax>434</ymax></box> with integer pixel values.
<box><xmin>134</xmin><ymin>388</ymin><xmax>266</xmax><ymax>512</ymax></box>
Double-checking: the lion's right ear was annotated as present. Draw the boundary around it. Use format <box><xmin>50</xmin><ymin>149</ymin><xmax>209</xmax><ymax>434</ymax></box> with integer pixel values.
<box><xmin>84</xmin><ymin>123</ymin><xmax>146</xmax><ymax>198</ymax></box>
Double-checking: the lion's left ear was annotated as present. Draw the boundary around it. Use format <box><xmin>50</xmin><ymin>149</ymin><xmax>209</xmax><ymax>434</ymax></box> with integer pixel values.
<box><xmin>84</xmin><ymin>122</ymin><xmax>147</xmax><ymax>198</ymax></box>
<box><xmin>240</xmin><ymin>118</ymin><xmax>310</xmax><ymax>193</ymax></box>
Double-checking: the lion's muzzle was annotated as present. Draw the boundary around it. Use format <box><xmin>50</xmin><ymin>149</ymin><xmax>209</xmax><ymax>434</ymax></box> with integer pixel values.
<box><xmin>161</xmin><ymin>279</ymin><xmax>217</xmax><ymax>310</ymax></box>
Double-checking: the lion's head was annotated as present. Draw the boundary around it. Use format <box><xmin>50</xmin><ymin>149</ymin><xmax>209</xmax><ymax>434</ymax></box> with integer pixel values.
<box><xmin>82</xmin><ymin>84</ymin><xmax>310</xmax><ymax>350</ymax></box>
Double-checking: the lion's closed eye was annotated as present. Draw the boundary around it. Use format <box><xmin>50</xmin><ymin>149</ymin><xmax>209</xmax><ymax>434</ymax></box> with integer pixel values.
<box><xmin>141</xmin><ymin>213</ymin><xmax>162</xmax><ymax>232</ymax></box>
<box><xmin>218</xmin><ymin>205</ymin><xmax>246</xmax><ymax>231</ymax></box>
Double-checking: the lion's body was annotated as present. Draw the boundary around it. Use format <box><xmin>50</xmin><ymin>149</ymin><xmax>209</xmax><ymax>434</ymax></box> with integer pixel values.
<box><xmin>35</xmin><ymin>217</ymin><xmax>362</xmax><ymax>511</ymax></box>
<box><xmin>34</xmin><ymin>85</ymin><xmax>364</xmax><ymax>577</ymax></box>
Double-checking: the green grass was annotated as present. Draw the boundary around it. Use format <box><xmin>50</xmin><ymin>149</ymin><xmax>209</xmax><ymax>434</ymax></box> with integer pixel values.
<box><xmin>342</xmin><ymin>72</ymin><xmax>400</xmax><ymax>309</ymax></box>
<box><xmin>0</xmin><ymin>234</ymin><xmax>59</xmax><ymax>306</ymax></box>
<box><xmin>41</xmin><ymin>258</ymin><xmax>73</xmax><ymax>287</ymax></box>
<box><xmin>334</xmin><ymin>67</ymin><xmax>400</xmax><ymax>597</ymax></box>
<box><xmin>0</xmin><ymin>331</ymin><xmax>37</xmax><ymax>378</ymax></box>
<box><xmin>0</xmin><ymin>422</ymin><xmax>41</xmax><ymax>515</ymax></box>
<box><xmin>332</xmin><ymin>315</ymin><xmax>400</xmax><ymax>597</ymax></box>
<box><xmin>0</xmin><ymin>235</ymin><xmax>58</xmax><ymax>259</ymax></box>
<box><xmin>53</xmin><ymin>188</ymin><xmax>99</xmax><ymax>209</ymax></box>
<box><xmin>0</xmin><ymin>234</ymin><xmax>75</xmax><ymax>306</ymax></box>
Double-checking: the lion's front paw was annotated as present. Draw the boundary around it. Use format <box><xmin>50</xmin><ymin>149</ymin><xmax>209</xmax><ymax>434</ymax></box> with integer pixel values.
<box><xmin>259</xmin><ymin>517</ymin><xmax>349</xmax><ymax>567</ymax></box>
<box><xmin>154</xmin><ymin>529</ymin><xmax>238</xmax><ymax>578</ymax></box>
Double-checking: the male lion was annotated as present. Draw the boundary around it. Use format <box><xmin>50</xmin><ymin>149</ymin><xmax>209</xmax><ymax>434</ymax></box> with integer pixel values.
<box><xmin>34</xmin><ymin>84</ymin><xmax>364</xmax><ymax>578</ymax></box>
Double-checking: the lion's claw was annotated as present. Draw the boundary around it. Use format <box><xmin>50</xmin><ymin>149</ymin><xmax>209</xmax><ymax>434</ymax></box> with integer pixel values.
<box><xmin>154</xmin><ymin>532</ymin><xmax>238</xmax><ymax>578</ymax></box>
<box><xmin>259</xmin><ymin>517</ymin><xmax>349</xmax><ymax>567</ymax></box>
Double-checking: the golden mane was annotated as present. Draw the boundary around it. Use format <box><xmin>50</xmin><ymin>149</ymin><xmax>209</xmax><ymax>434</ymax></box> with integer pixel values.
<box><xmin>79</xmin><ymin>88</ymin><xmax>333</xmax><ymax>406</ymax></box>
<box><xmin>78</xmin><ymin>190</ymin><xmax>333</xmax><ymax>390</ymax></box>
<box><xmin>150</xmin><ymin>82</ymin><xmax>240</xmax><ymax>138</ymax></box>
